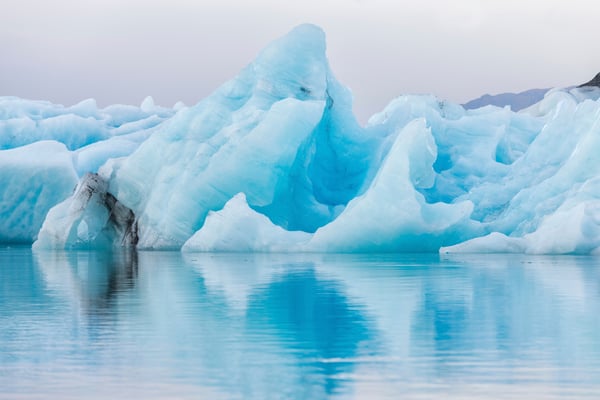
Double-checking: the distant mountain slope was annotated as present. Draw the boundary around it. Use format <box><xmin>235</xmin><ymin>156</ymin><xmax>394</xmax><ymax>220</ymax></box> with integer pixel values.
<box><xmin>579</xmin><ymin>72</ymin><xmax>600</xmax><ymax>88</ymax></box>
<box><xmin>463</xmin><ymin>88</ymin><xmax>549</xmax><ymax>111</ymax></box>
<box><xmin>464</xmin><ymin>72</ymin><xmax>600</xmax><ymax>111</ymax></box>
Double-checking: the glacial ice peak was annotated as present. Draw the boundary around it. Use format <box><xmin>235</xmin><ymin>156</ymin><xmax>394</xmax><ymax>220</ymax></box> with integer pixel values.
<box><xmin>3</xmin><ymin>25</ymin><xmax>600</xmax><ymax>254</ymax></box>
<box><xmin>251</xmin><ymin>24</ymin><xmax>328</xmax><ymax>101</ymax></box>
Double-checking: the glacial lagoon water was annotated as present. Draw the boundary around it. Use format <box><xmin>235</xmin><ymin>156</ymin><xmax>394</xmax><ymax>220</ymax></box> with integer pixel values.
<box><xmin>1</xmin><ymin>247</ymin><xmax>600</xmax><ymax>399</ymax></box>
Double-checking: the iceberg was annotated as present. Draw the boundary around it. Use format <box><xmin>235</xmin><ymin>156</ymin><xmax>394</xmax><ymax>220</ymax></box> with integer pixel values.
<box><xmin>3</xmin><ymin>24</ymin><xmax>600</xmax><ymax>254</ymax></box>
<box><xmin>0</xmin><ymin>141</ymin><xmax>77</xmax><ymax>243</ymax></box>
<box><xmin>105</xmin><ymin>24</ymin><xmax>375</xmax><ymax>249</ymax></box>
<box><xmin>0</xmin><ymin>97</ymin><xmax>174</xmax><ymax>243</ymax></box>
<box><xmin>182</xmin><ymin>193</ymin><xmax>311</xmax><ymax>253</ymax></box>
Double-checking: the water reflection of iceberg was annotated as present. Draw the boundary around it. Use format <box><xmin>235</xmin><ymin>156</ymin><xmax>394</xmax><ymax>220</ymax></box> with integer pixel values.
<box><xmin>35</xmin><ymin>249</ymin><xmax>138</xmax><ymax>312</ymax></box>
<box><xmin>31</xmin><ymin>251</ymin><xmax>377</xmax><ymax>399</ymax></box>
<box><xmin>247</xmin><ymin>267</ymin><xmax>372</xmax><ymax>396</ymax></box>
<box><xmin>12</xmin><ymin>250</ymin><xmax>600</xmax><ymax>398</ymax></box>
<box><xmin>183</xmin><ymin>253</ymin><xmax>377</xmax><ymax>398</ymax></box>
<box><xmin>409</xmin><ymin>254</ymin><xmax>600</xmax><ymax>389</ymax></box>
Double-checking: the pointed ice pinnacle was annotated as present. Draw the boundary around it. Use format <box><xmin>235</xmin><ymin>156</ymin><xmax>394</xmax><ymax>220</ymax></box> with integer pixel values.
<box><xmin>108</xmin><ymin>22</ymin><xmax>366</xmax><ymax>248</ymax></box>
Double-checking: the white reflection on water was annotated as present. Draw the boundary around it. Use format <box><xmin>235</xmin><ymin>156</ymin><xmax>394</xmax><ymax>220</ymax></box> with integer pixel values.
<box><xmin>1</xmin><ymin>249</ymin><xmax>600</xmax><ymax>399</ymax></box>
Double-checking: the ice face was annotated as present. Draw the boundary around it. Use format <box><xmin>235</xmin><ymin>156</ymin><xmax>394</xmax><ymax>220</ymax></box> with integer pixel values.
<box><xmin>0</xmin><ymin>141</ymin><xmax>77</xmax><ymax>243</ymax></box>
<box><xmin>3</xmin><ymin>24</ymin><xmax>600</xmax><ymax>253</ymax></box>
<box><xmin>181</xmin><ymin>193</ymin><xmax>310</xmax><ymax>253</ymax></box>
<box><xmin>107</xmin><ymin>24</ymin><xmax>375</xmax><ymax>248</ymax></box>
<box><xmin>0</xmin><ymin>98</ymin><xmax>173</xmax><ymax>243</ymax></box>
<box><xmin>308</xmin><ymin>119</ymin><xmax>474</xmax><ymax>252</ymax></box>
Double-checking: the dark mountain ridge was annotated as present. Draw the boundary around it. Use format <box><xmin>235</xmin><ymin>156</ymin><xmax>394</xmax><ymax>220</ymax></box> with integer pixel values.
<box><xmin>579</xmin><ymin>72</ymin><xmax>600</xmax><ymax>88</ymax></box>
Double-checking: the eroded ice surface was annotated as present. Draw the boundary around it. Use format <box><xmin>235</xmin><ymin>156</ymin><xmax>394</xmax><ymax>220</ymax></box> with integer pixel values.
<box><xmin>3</xmin><ymin>24</ymin><xmax>600</xmax><ymax>253</ymax></box>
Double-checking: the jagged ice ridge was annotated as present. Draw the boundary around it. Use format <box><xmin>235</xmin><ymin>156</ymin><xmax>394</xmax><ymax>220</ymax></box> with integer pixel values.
<box><xmin>2</xmin><ymin>24</ymin><xmax>600</xmax><ymax>254</ymax></box>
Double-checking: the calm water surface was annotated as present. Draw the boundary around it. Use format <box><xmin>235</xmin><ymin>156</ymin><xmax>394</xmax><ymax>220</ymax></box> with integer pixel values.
<box><xmin>1</xmin><ymin>247</ymin><xmax>600</xmax><ymax>399</ymax></box>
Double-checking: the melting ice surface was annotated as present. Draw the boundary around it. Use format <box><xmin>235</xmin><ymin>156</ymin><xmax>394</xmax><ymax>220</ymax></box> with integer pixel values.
<box><xmin>3</xmin><ymin>24</ymin><xmax>600</xmax><ymax>253</ymax></box>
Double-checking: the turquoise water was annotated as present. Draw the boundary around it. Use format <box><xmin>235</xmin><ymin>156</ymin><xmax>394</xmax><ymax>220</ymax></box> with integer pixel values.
<box><xmin>1</xmin><ymin>248</ymin><xmax>600</xmax><ymax>399</ymax></box>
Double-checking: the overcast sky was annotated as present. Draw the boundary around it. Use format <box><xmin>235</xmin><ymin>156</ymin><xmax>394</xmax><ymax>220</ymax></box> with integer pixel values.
<box><xmin>1</xmin><ymin>0</ymin><xmax>599</xmax><ymax>122</ymax></box>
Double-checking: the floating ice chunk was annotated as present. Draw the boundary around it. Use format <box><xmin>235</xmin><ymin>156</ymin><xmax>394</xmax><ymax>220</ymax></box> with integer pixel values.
<box><xmin>0</xmin><ymin>141</ymin><xmax>78</xmax><ymax>243</ymax></box>
<box><xmin>440</xmin><ymin>233</ymin><xmax>526</xmax><ymax>254</ymax></box>
<box><xmin>441</xmin><ymin>200</ymin><xmax>600</xmax><ymax>255</ymax></box>
<box><xmin>34</xmin><ymin>173</ymin><xmax>137</xmax><ymax>250</ymax></box>
<box><xmin>182</xmin><ymin>193</ymin><xmax>310</xmax><ymax>252</ymax></box>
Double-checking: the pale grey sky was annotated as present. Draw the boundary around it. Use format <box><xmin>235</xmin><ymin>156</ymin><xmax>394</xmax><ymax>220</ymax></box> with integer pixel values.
<box><xmin>1</xmin><ymin>0</ymin><xmax>599</xmax><ymax>122</ymax></box>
